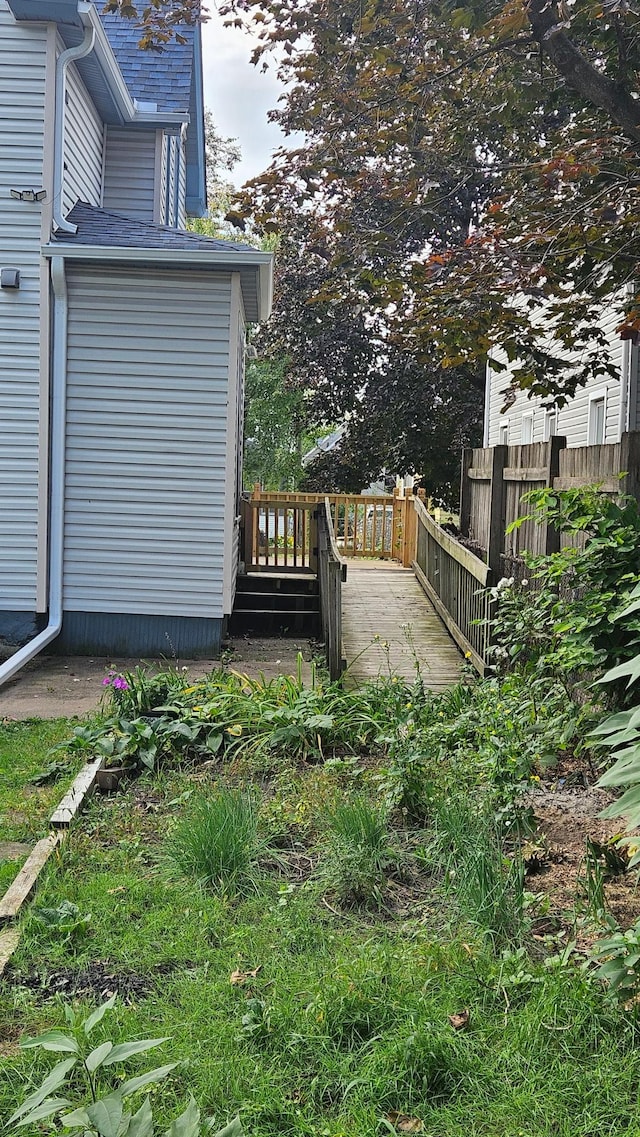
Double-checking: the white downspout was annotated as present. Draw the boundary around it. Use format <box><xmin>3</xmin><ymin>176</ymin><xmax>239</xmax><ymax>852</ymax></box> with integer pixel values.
<box><xmin>0</xmin><ymin>257</ymin><xmax>68</xmax><ymax>687</ymax></box>
<box><xmin>52</xmin><ymin>23</ymin><xmax>95</xmax><ymax>234</ymax></box>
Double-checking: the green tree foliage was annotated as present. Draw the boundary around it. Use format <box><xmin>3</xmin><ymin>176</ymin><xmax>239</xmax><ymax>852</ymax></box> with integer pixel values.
<box><xmin>204</xmin><ymin>108</ymin><xmax>240</xmax><ymax>213</ymax></box>
<box><xmin>256</xmin><ymin>229</ymin><xmax>483</xmax><ymax>503</ymax></box>
<box><xmin>213</xmin><ymin>0</ymin><xmax>640</xmax><ymax>406</ymax></box>
<box><xmin>243</xmin><ymin>356</ymin><xmax>314</xmax><ymax>491</ymax></box>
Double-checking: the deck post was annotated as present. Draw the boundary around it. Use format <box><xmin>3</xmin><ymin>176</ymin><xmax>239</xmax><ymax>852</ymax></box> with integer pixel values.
<box><xmin>392</xmin><ymin>486</ymin><xmax>403</xmax><ymax>561</ymax></box>
<box><xmin>402</xmin><ymin>494</ymin><xmax>418</xmax><ymax>568</ymax></box>
<box><xmin>487</xmin><ymin>444</ymin><xmax>508</xmax><ymax>580</ymax></box>
<box><xmin>309</xmin><ymin>508</ymin><xmax>319</xmax><ymax>574</ymax></box>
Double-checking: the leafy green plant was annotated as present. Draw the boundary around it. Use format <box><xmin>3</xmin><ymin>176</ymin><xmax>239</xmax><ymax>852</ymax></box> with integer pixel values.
<box><xmin>320</xmin><ymin>796</ymin><xmax>401</xmax><ymax>909</ymax></box>
<box><xmin>32</xmin><ymin>900</ymin><xmax>91</xmax><ymax>944</ymax></box>
<box><xmin>166</xmin><ymin>788</ymin><xmax>268</xmax><ymax>896</ymax></box>
<box><xmin>67</xmin><ymin>719</ymin><xmax>159</xmax><ymax>772</ymax></box>
<box><xmin>101</xmin><ymin>666</ymin><xmax>192</xmax><ymax>718</ymax></box>
<box><xmin>493</xmin><ymin>486</ymin><xmax>640</xmax><ymax>686</ymax></box>
<box><xmin>590</xmin><ymin>582</ymin><xmax>640</xmax><ymax>857</ymax></box>
<box><xmin>7</xmin><ymin>994</ymin><xmax>241</xmax><ymax>1136</ymax></box>
<box><xmin>589</xmin><ymin>919</ymin><xmax>640</xmax><ymax>1001</ymax></box>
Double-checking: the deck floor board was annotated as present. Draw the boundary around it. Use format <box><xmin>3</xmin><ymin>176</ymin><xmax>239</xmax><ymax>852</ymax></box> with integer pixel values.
<box><xmin>342</xmin><ymin>561</ymin><xmax>463</xmax><ymax>689</ymax></box>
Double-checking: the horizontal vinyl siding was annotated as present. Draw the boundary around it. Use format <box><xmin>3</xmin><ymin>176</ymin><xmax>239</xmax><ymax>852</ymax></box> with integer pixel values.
<box><xmin>64</xmin><ymin>265</ymin><xmax>232</xmax><ymax>618</ymax></box>
<box><xmin>0</xmin><ymin>1</ymin><xmax>47</xmax><ymax>610</ymax></box>
<box><xmin>102</xmin><ymin>127</ymin><xmax>157</xmax><ymax>221</ymax></box>
<box><xmin>62</xmin><ymin>58</ymin><xmax>103</xmax><ymax>213</ymax></box>
<box><xmin>487</xmin><ymin>305</ymin><xmax>625</xmax><ymax>448</ymax></box>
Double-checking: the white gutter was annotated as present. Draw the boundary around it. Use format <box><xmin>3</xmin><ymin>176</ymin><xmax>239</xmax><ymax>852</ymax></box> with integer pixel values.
<box><xmin>42</xmin><ymin>242</ymin><xmax>275</xmax><ymax>321</ymax></box>
<box><xmin>0</xmin><ymin>258</ymin><xmax>68</xmax><ymax>688</ymax></box>
<box><xmin>53</xmin><ymin>22</ymin><xmax>96</xmax><ymax>234</ymax></box>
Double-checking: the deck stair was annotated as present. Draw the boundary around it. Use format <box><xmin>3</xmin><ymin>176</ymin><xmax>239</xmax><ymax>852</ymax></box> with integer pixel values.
<box><xmin>229</xmin><ymin>572</ymin><xmax>320</xmax><ymax>638</ymax></box>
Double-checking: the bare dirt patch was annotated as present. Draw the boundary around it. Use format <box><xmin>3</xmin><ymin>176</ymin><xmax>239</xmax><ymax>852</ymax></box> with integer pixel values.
<box><xmin>525</xmin><ymin>756</ymin><xmax>640</xmax><ymax>931</ymax></box>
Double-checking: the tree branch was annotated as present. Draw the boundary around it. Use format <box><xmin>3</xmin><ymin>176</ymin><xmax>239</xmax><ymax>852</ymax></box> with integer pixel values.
<box><xmin>525</xmin><ymin>0</ymin><xmax>640</xmax><ymax>143</ymax></box>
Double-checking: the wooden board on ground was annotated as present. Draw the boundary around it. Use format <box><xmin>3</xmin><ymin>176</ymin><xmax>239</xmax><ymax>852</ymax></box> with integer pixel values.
<box><xmin>341</xmin><ymin>561</ymin><xmax>463</xmax><ymax>689</ymax></box>
<box><xmin>50</xmin><ymin>756</ymin><xmax>105</xmax><ymax>828</ymax></box>
<box><xmin>0</xmin><ymin>927</ymin><xmax>21</xmax><ymax>974</ymax></box>
<box><xmin>0</xmin><ymin>832</ymin><xmax>63</xmax><ymax>922</ymax></box>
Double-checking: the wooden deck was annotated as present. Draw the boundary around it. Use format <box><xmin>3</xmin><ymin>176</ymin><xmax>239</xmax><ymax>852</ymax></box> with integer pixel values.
<box><xmin>342</xmin><ymin>561</ymin><xmax>464</xmax><ymax>689</ymax></box>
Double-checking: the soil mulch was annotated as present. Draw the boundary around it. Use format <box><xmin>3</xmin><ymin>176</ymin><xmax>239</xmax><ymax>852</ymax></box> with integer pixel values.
<box><xmin>2</xmin><ymin>959</ymin><xmax>193</xmax><ymax>1005</ymax></box>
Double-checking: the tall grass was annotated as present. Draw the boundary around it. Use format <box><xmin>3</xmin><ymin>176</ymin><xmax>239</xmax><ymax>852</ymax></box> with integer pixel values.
<box><xmin>432</xmin><ymin>794</ymin><xmax>525</xmax><ymax>946</ymax></box>
<box><xmin>166</xmin><ymin>788</ymin><xmax>265</xmax><ymax>896</ymax></box>
<box><xmin>321</xmin><ymin>796</ymin><xmax>398</xmax><ymax>909</ymax></box>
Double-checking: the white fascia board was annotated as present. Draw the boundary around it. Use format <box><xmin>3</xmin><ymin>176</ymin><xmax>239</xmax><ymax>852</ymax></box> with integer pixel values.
<box><xmin>41</xmin><ymin>241</ymin><xmax>274</xmax><ymax>320</ymax></box>
<box><xmin>42</xmin><ymin>242</ymin><xmax>273</xmax><ymax>271</ymax></box>
<box><xmin>81</xmin><ymin>4</ymin><xmax>134</xmax><ymax>122</ymax></box>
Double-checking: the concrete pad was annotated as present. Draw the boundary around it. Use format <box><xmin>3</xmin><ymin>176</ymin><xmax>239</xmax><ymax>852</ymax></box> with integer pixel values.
<box><xmin>0</xmin><ymin>638</ymin><xmax>314</xmax><ymax>721</ymax></box>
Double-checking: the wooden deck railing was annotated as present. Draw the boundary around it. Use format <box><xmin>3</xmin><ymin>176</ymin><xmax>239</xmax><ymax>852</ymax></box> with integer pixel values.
<box><xmin>244</xmin><ymin>485</ymin><xmax>399</xmax><ymax>561</ymax></box>
<box><xmin>241</xmin><ymin>494</ymin><xmax>318</xmax><ymax>572</ymax></box>
<box><xmin>316</xmin><ymin>498</ymin><xmax>347</xmax><ymax>680</ymax></box>
<box><xmin>412</xmin><ymin>496</ymin><xmax>492</xmax><ymax>672</ymax></box>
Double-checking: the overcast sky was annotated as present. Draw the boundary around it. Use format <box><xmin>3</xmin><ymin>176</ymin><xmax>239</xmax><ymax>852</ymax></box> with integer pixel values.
<box><xmin>201</xmin><ymin>11</ymin><xmax>291</xmax><ymax>187</ymax></box>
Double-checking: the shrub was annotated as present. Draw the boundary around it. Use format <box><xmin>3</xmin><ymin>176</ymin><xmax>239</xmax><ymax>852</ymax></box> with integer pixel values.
<box><xmin>492</xmin><ymin>486</ymin><xmax>640</xmax><ymax>687</ymax></box>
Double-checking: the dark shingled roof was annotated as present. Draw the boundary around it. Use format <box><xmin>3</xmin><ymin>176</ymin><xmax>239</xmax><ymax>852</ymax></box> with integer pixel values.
<box><xmin>57</xmin><ymin>202</ymin><xmax>256</xmax><ymax>254</ymax></box>
<box><xmin>99</xmin><ymin>11</ymin><xmax>194</xmax><ymax>114</ymax></box>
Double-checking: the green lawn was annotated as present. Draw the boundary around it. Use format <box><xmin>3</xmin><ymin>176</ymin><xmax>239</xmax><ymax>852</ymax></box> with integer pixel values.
<box><xmin>0</xmin><ymin>720</ymin><xmax>83</xmax><ymax>843</ymax></box>
<box><xmin>1</xmin><ymin>730</ymin><xmax>640</xmax><ymax>1137</ymax></box>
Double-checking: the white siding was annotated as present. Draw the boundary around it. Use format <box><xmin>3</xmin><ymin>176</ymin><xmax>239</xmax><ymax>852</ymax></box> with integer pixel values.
<box><xmin>62</xmin><ymin>58</ymin><xmax>103</xmax><ymax>214</ymax></box>
<box><xmin>102</xmin><ymin>127</ymin><xmax>157</xmax><ymax>221</ymax></box>
<box><xmin>64</xmin><ymin>264</ymin><xmax>233</xmax><ymax>618</ymax></box>
<box><xmin>0</xmin><ymin>1</ymin><xmax>48</xmax><ymax>611</ymax></box>
<box><xmin>486</xmin><ymin>306</ymin><xmax>625</xmax><ymax>448</ymax></box>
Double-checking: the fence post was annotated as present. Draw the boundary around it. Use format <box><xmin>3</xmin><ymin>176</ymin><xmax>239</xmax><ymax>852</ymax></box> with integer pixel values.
<box><xmin>620</xmin><ymin>432</ymin><xmax>640</xmax><ymax>504</ymax></box>
<box><xmin>459</xmin><ymin>447</ymin><xmax>473</xmax><ymax>538</ymax></box>
<box><xmin>487</xmin><ymin>445</ymin><xmax>508</xmax><ymax>580</ymax></box>
<box><xmin>544</xmin><ymin>435</ymin><xmax>566</xmax><ymax>555</ymax></box>
<box><xmin>402</xmin><ymin>495</ymin><xmax>418</xmax><ymax>568</ymax></box>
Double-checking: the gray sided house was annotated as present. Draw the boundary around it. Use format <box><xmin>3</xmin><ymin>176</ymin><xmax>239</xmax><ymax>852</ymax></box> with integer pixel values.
<box><xmin>0</xmin><ymin>0</ymin><xmax>273</xmax><ymax>667</ymax></box>
<box><xmin>484</xmin><ymin>306</ymin><xmax>640</xmax><ymax>448</ymax></box>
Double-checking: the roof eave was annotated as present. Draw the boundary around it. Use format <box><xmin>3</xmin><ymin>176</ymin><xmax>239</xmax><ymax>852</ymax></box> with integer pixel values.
<box><xmin>42</xmin><ymin>241</ymin><xmax>274</xmax><ymax>321</ymax></box>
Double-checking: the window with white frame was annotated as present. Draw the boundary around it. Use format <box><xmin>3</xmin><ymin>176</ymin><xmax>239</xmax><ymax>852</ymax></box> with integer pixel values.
<box><xmin>498</xmin><ymin>419</ymin><xmax>509</xmax><ymax>445</ymax></box>
<box><xmin>543</xmin><ymin>409</ymin><xmax>557</xmax><ymax>441</ymax></box>
<box><xmin>588</xmin><ymin>390</ymin><xmax>607</xmax><ymax>445</ymax></box>
<box><xmin>521</xmin><ymin>412</ymin><xmax>534</xmax><ymax>444</ymax></box>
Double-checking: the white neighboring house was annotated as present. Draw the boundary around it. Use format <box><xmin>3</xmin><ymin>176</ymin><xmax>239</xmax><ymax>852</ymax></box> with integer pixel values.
<box><xmin>484</xmin><ymin>306</ymin><xmax>640</xmax><ymax>448</ymax></box>
<box><xmin>0</xmin><ymin>0</ymin><xmax>273</xmax><ymax>665</ymax></box>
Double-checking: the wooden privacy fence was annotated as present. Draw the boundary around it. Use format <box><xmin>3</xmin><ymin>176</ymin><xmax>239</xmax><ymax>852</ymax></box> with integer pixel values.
<box><xmin>412</xmin><ymin>495</ymin><xmax>492</xmax><ymax>671</ymax></box>
<box><xmin>460</xmin><ymin>432</ymin><xmax>640</xmax><ymax>577</ymax></box>
<box><xmin>317</xmin><ymin>498</ymin><xmax>347</xmax><ymax>680</ymax></box>
<box><xmin>242</xmin><ymin>484</ymin><xmax>421</xmax><ymax>567</ymax></box>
